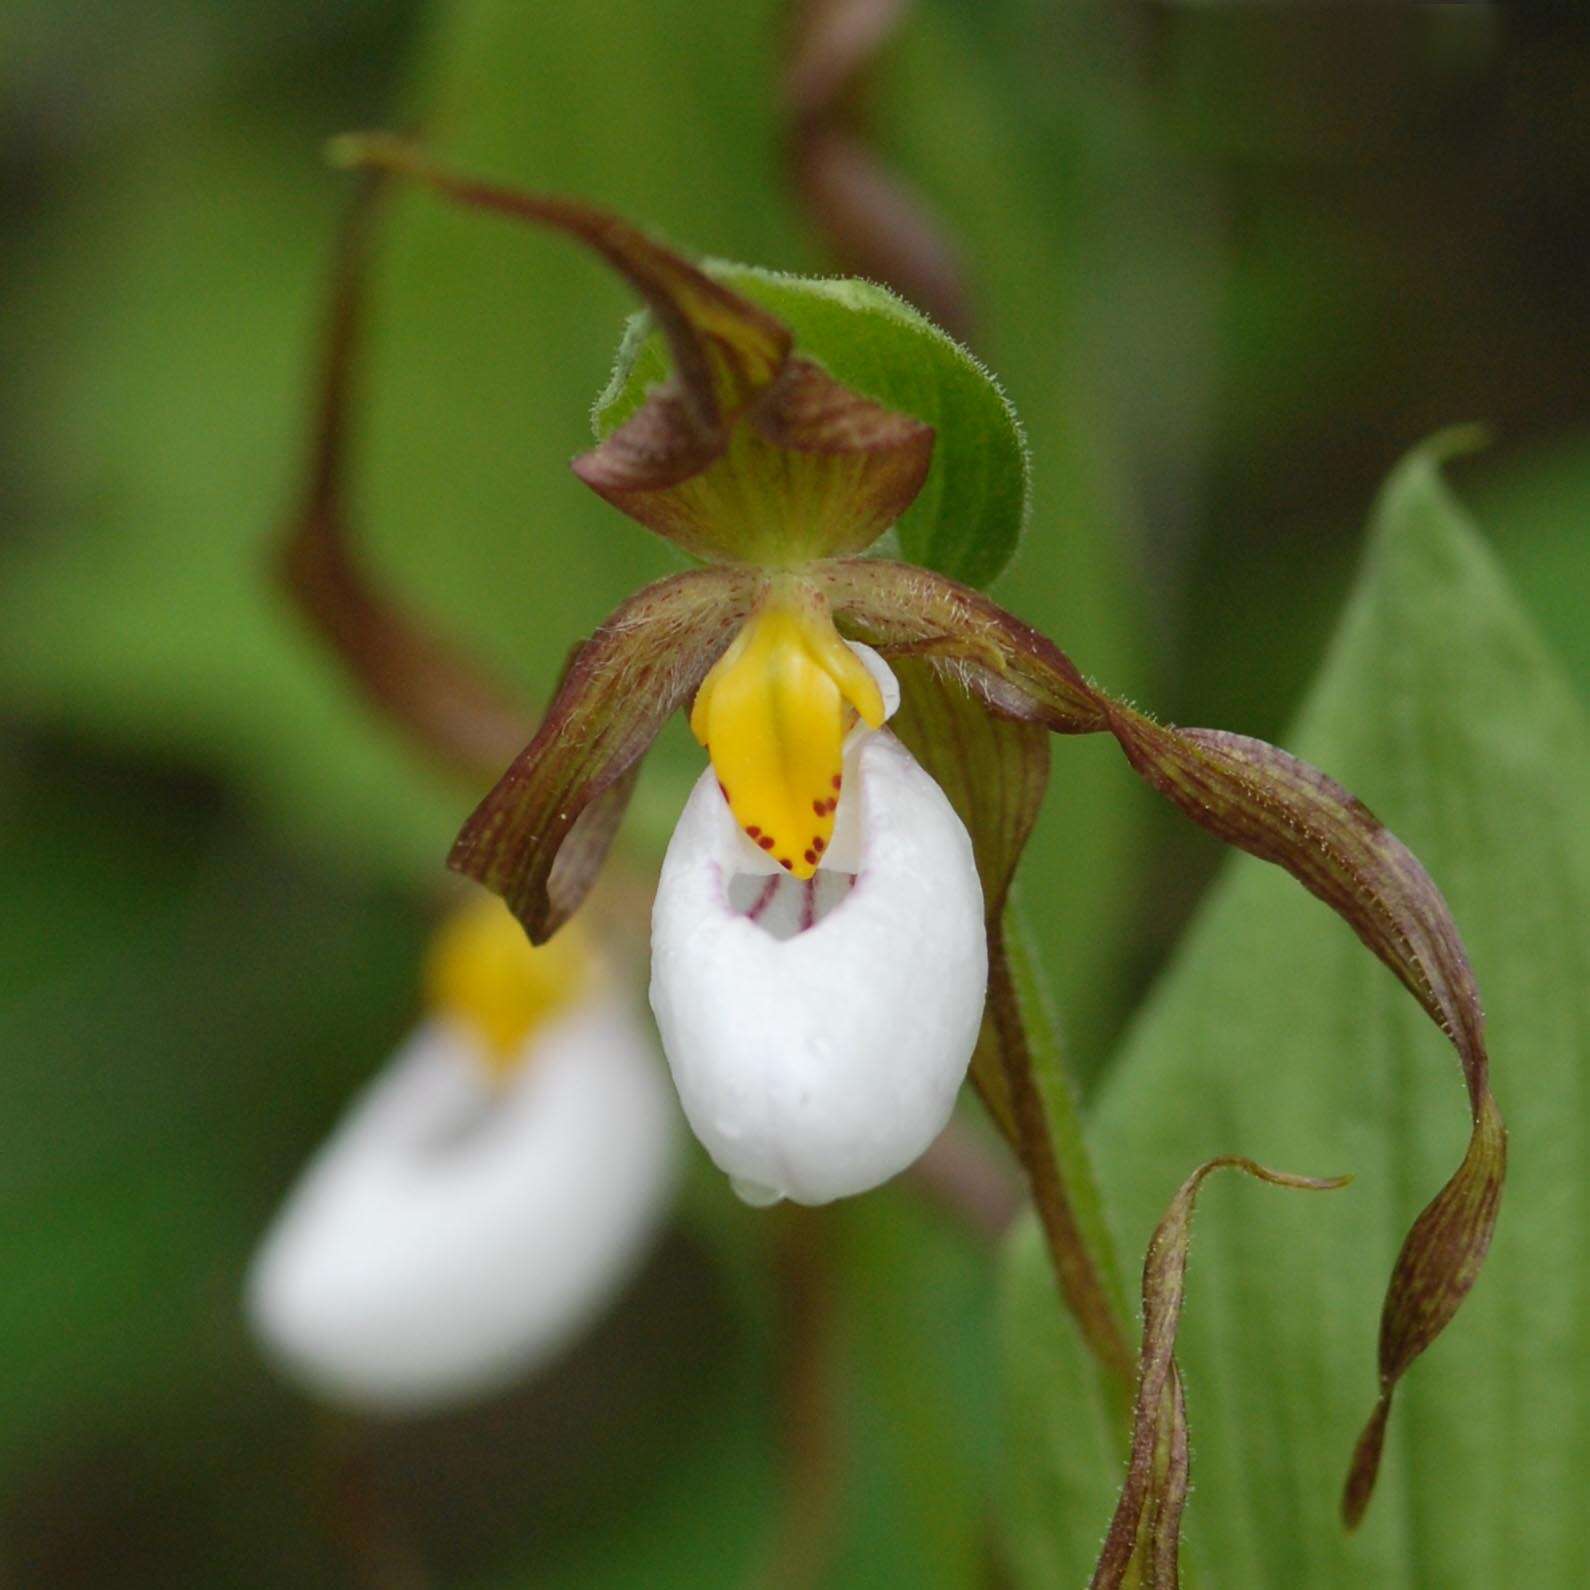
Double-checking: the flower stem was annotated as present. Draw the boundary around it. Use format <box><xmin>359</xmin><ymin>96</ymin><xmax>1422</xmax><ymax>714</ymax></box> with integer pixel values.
<box><xmin>760</xmin><ymin>1204</ymin><xmax>843</xmax><ymax>1590</ymax></box>
<box><xmin>989</xmin><ymin>905</ymin><xmax>1135</xmax><ymax>1422</ymax></box>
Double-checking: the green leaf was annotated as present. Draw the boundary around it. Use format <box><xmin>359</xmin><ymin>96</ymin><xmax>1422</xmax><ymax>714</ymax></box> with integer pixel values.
<box><xmin>595</xmin><ymin>267</ymin><xmax>1030</xmax><ymax>589</ymax></box>
<box><xmin>1001</xmin><ymin>436</ymin><xmax>1590</xmax><ymax>1584</ymax></box>
<box><xmin>0</xmin><ymin>740</ymin><xmax>425</xmax><ymax>1487</ymax></box>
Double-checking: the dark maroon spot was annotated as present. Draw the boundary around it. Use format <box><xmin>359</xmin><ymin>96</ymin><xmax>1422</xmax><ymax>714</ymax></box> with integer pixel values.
<box><xmin>718</xmin><ymin>781</ymin><xmax>729</xmax><ymax>800</ymax></box>
<box><xmin>812</xmin><ymin>799</ymin><xmax>826</xmax><ymax>816</ymax></box>
<box><xmin>812</xmin><ymin>836</ymin><xmax>825</xmax><ymax>852</ymax></box>
<box><xmin>778</xmin><ymin>856</ymin><xmax>794</xmax><ymax>870</ymax></box>
<box><xmin>803</xmin><ymin>849</ymin><xmax>817</xmax><ymax>865</ymax></box>
<box><xmin>757</xmin><ymin>835</ymin><xmax>775</xmax><ymax>851</ymax></box>
<box><xmin>831</xmin><ymin>774</ymin><xmax>843</xmax><ymax>791</ymax></box>
<box><xmin>746</xmin><ymin>825</ymin><xmax>761</xmax><ymax>840</ymax></box>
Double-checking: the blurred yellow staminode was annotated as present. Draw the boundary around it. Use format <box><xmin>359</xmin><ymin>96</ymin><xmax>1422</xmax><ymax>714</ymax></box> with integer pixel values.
<box><xmin>425</xmin><ymin>893</ymin><xmax>590</xmax><ymax>1068</ymax></box>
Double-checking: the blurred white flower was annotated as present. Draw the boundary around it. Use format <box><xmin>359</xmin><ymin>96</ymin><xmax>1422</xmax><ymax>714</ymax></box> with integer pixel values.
<box><xmin>651</xmin><ymin>640</ymin><xmax>986</xmax><ymax>1207</ymax></box>
<box><xmin>246</xmin><ymin>896</ymin><xmax>677</xmax><ymax>1414</ymax></box>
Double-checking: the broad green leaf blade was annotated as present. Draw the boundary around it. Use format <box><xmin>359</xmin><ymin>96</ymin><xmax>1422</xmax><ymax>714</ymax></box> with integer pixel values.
<box><xmin>595</xmin><ymin>268</ymin><xmax>1030</xmax><ymax>589</ymax></box>
<box><xmin>1002</xmin><ymin>440</ymin><xmax>1589</xmax><ymax>1584</ymax></box>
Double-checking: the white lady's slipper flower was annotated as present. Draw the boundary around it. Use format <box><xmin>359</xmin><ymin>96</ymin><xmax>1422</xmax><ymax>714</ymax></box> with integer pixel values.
<box><xmin>650</xmin><ymin>593</ymin><xmax>986</xmax><ymax>1207</ymax></box>
<box><xmin>246</xmin><ymin>896</ymin><xmax>677</xmax><ymax>1414</ymax></box>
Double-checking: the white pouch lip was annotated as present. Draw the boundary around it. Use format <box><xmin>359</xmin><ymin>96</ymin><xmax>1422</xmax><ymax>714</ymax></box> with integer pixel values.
<box><xmin>649</xmin><ymin>720</ymin><xmax>986</xmax><ymax>1208</ymax></box>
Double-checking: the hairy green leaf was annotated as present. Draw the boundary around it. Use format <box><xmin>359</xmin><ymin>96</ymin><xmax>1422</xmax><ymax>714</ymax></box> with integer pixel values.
<box><xmin>595</xmin><ymin>268</ymin><xmax>1029</xmax><ymax>588</ymax></box>
<box><xmin>1002</xmin><ymin>439</ymin><xmax>1587</xmax><ymax>1584</ymax></box>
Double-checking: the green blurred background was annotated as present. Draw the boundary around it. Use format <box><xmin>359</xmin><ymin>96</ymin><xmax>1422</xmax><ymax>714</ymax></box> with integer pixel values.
<box><xmin>1</xmin><ymin>3</ymin><xmax>1586</xmax><ymax>1584</ymax></box>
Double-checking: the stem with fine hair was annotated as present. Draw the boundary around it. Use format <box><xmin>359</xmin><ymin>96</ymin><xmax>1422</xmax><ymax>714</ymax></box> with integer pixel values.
<box><xmin>992</xmin><ymin>903</ymin><xmax>1135</xmax><ymax>1426</ymax></box>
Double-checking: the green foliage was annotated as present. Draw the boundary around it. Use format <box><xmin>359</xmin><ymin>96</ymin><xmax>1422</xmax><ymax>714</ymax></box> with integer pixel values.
<box><xmin>0</xmin><ymin>110</ymin><xmax>472</xmax><ymax>884</ymax></box>
<box><xmin>0</xmin><ymin>741</ymin><xmax>423</xmax><ymax>1583</ymax></box>
<box><xmin>1000</xmin><ymin>439</ymin><xmax>1590</xmax><ymax>1583</ymax></box>
<box><xmin>595</xmin><ymin>267</ymin><xmax>1030</xmax><ymax>588</ymax></box>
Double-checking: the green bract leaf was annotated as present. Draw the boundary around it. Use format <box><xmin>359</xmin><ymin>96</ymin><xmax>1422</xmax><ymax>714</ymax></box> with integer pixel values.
<box><xmin>1003</xmin><ymin>438</ymin><xmax>1584</xmax><ymax>1585</ymax></box>
<box><xmin>595</xmin><ymin>268</ymin><xmax>1029</xmax><ymax>587</ymax></box>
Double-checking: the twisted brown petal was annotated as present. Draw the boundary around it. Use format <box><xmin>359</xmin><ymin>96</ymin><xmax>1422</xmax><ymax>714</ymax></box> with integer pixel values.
<box><xmin>448</xmin><ymin>567</ymin><xmax>759</xmax><ymax>941</ymax></box>
<box><xmin>823</xmin><ymin>556</ymin><xmax>1505</xmax><ymax>1521</ymax></box>
<box><xmin>1091</xmin><ymin>1160</ymin><xmax>1348</xmax><ymax>1590</ymax></box>
<box><xmin>331</xmin><ymin>134</ymin><xmax>936</xmax><ymax>568</ymax></box>
<box><xmin>278</xmin><ymin>173</ymin><xmax>533</xmax><ymax>779</ymax></box>
<box><xmin>329</xmin><ymin>132</ymin><xmax>790</xmax><ymax>438</ymax></box>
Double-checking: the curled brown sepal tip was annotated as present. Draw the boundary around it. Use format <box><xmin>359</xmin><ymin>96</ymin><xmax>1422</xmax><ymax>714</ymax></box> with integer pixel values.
<box><xmin>1342</xmin><ymin>1091</ymin><xmax>1506</xmax><ymax>1530</ymax></box>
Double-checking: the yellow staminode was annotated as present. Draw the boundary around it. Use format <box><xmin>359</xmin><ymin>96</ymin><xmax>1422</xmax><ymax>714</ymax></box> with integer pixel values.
<box><xmin>424</xmin><ymin>893</ymin><xmax>590</xmax><ymax>1075</ymax></box>
<box><xmin>690</xmin><ymin>591</ymin><xmax>885</xmax><ymax>879</ymax></box>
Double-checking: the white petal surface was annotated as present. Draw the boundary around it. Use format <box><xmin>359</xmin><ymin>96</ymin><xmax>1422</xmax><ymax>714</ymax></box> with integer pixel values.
<box><xmin>245</xmin><ymin>996</ymin><xmax>677</xmax><ymax>1414</ymax></box>
<box><xmin>650</xmin><ymin>728</ymin><xmax>987</xmax><ymax>1206</ymax></box>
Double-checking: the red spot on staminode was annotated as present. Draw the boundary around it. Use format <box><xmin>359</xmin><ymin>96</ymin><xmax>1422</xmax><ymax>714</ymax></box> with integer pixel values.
<box><xmin>718</xmin><ymin>781</ymin><xmax>729</xmax><ymax>800</ymax></box>
<box><xmin>746</xmin><ymin>825</ymin><xmax>761</xmax><ymax>839</ymax></box>
<box><xmin>831</xmin><ymin>774</ymin><xmax>843</xmax><ymax>791</ymax></box>
<box><xmin>803</xmin><ymin>849</ymin><xmax>817</xmax><ymax>866</ymax></box>
<box><xmin>812</xmin><ymin>799</ymin><xmax>826</xmax><ymax>816</ymax></box>
<box><xmin>757</xmin><ymin>835</ymin><xmax>775</xmax><ymax>851</ymax></box>
<box><xmin>812</xmin><ymin>836</ymin><xmax>825</xmax><ymax>852</ymax></box>
<box><xmin>778</xmin><ymin>856</ymin><xmax>794</xmax><ymax>870</ymax></box>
